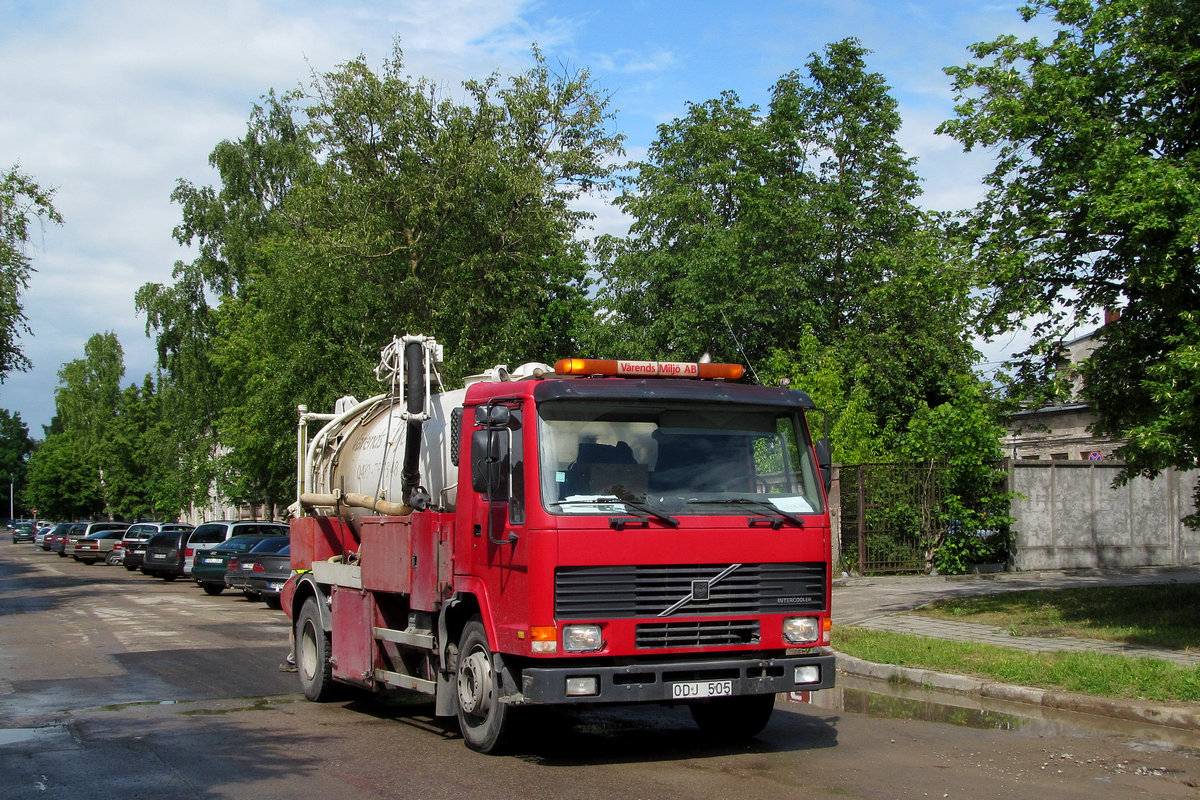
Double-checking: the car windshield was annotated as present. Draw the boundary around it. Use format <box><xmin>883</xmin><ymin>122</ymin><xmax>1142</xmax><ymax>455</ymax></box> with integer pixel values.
<box><xmin>249</xmin><ymin>537</ymin><xmax>289</xmax><ymax>553</ymax></box>
<box><xmin>538</xmin><ymin>399</ymin><xmax>823</xmax><ymax>518</ymax></box>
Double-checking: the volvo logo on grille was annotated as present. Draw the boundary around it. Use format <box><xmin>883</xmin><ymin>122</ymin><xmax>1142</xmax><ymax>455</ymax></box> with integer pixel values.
<box><xmin>658</xmin><ymin>563</ymin><xmax>743</xmax><ymax>617</ymax></box>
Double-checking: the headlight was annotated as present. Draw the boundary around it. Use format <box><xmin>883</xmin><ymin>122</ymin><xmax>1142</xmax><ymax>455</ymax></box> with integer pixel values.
<box><xmin>783</xmin><ymin>616</ymin><xmax>820</xmax><ymax>644</ymax></box>
<box><xmin>562</xmin><ymin>624</ymin><xmax>604</xmax><ymax>653</ymax></box>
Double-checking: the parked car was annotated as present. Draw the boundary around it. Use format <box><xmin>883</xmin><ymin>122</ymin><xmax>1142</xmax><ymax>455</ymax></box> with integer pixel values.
<box><xmin>64</xmin><ymin>522</ymin><xmax>129</xmax><ymax>560</ymax></box>
<box><xmin>141</xmin><ymin>529</ymin><xmax>191</xmax><ymax>581</ymax></box>
<box><xmin>115</xmin><ymin>522</ymin><xmax>194</xmax><ymax>569</ymax></box>
<box><xmin>71</xmin><ymin>528</ymin><xmax>129</xmax><ymax>565</ymax></box>
<box><xmin>33</xmin><ymin>524</ymin><xmax>55</xmax><ymax>548</ymax></box>
<box><xmin>10</xmin><ymin>521</ymin><xmax>35</xmax><ymax>543</ymax></box>
<box><xmin>50</xmin><ymin>523</ymin><xmax>87</xmax><ymax>556</ymax></box>
<box><xmin>183</xmin><ymin>521</ymin><xmax>288</xmax><ymax>576</ymax></box>
<box><xmin>192</xmin><ymin>534</ymin><xmax>289</xmax><ymax>596</ymax></box>
<box><xmin>223</xmin><ymin>536</ymin><xmax>289</xmax><ymax>598</ymax></box>
<box><xmin>240</xmin><ymin>544</ymin><xmax>292</xmax><ymax>609</ymax></box>
<box><xmin>40</xmin><ymin>522</ymin><xmax>72</xmax><ymax>551</ymax></box>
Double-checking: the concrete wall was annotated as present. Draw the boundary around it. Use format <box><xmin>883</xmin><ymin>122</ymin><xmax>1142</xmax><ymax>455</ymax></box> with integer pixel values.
<box><xmin>1010</xmin><ymin>462</ymin><xmax>1200</xmax><ymax>570</ymax></box>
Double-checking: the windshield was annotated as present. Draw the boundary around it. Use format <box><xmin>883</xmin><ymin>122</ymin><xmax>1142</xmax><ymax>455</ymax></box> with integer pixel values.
<box><xmin>538</xmin><ymin>400</ymin><xmax>823</xmax><ymax>517</ymax></box>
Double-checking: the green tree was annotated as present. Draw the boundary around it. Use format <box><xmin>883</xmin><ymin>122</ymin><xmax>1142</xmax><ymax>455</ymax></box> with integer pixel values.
<box><xmin>25</xmin><ymin>333</ymin><xmax>126</xmax><ymax>519</ymax></box>
<box><xmin>25</xmin><ymin>431</ymin><xmax>104</xmax><ymax>520</ymax></box>
<box><xmin>938</xmin><ymin>0</ymin><xmax>1200</xmax><ymax>517</ymax></box>
<box><xmin>0</xmin><ymin>166</ymin><xmax>62</xmax><ymax>380</ymax></box>
<box><xmin>0</xmin><ymin>409</ymin><xmax>33</xmax><ymax>517</ymax></box>
<box><xmin>140</xmin><ymin>46</ymin><xmax>623</xmax><ymax>509</ymax></box>
<box><xmin>599</xmin><ymin>39</ymin><xmax>982</xmax><ymax>435</ymax></box>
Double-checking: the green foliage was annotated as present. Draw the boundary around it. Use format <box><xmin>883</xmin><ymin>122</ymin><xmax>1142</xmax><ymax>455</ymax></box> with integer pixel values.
<box><xmin>137</xmin><ymin>46</ymin><xmax>624</xmax><ymax>509</ymax></box>
<box><xmin>900</xmin><ymin>375</ymin><xmax>1012</xmax><ymax>573</ymax></box>
<box><xmin>598</xmin><ymin>40</ymin><xmax>983</xmax><ymax>466</ymax></box>
<box><xmin>25</xmin><ymin>430</ymin><xmax>104</xmax><ymax>520</ymax></box>
<box><xmin>598</xmin><ymin>39</ymin><xmax>947</xmax><ymax>366</ymax></box>
<box><xmin>939</xmin><ymin>0</ymin><xmax>1200</xmax><ymax>523</ymax></box>
<box><xmin>0</xmin><ymin>166</ymin><xmax>62</xmax><ymax>380</ymax></box>
<box><xmin>0</xmin><ymin>409</ymin><xmax>33</xmax><ymax>516</ymax></box>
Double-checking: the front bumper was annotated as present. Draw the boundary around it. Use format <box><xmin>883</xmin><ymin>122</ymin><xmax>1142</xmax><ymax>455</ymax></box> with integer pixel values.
<box><xmin>519</xmin><ymin>652</ymin><xmax>835</xmax><ymax>705</ymax></box>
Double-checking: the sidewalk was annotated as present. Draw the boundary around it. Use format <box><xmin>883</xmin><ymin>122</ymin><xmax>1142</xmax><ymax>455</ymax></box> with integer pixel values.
<box><xmin>829</xmin><ymin>565</ymin><xmax>1200</xmax><ymax>731</ymax></box>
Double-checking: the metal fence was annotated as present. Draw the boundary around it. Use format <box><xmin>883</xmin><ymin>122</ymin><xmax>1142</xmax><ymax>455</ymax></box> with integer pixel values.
<box><xmin>837</xmin><ymin>461</ymin><xmax>949</xmax><ymax>574</ymax></box>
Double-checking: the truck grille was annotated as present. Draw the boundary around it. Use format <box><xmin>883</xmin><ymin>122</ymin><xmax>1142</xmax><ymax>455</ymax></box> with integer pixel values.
<box><xmin>555</xmin><ymin>562</ymin><xmax>826</xmax><ymax>619</ymax></box>
<box><xmin>635</xmin><ymin>619</ymin><xmax>760</xmax><ymax>648</ymax></box>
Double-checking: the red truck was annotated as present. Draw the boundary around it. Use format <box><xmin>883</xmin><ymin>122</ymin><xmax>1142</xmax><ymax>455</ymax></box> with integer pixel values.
<box><xmin>283</xmin><ymin>335</ymin><xmax>835</xmax><ymax>752</ymax></box>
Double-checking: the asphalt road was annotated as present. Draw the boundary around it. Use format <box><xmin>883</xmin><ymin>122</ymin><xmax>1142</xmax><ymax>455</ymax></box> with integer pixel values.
<box><xmin>2</xmin><ymin>542</ymin><xmax>1199</xmax><ymax>799</ymax></box>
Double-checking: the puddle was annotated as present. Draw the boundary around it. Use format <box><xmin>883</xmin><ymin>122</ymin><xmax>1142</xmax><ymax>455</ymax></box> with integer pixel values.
<box><xmin>791</xmin><ymin>675</ymin><xmax>1200</xmax><ymax>752</ymax></box>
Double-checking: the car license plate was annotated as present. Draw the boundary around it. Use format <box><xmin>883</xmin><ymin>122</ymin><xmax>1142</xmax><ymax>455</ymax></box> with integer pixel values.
<box><xmin>151</xmin><ymin>553</ymin><xmax>166</xmax><ymax>559</ymax></box>
<box><xmin>268</xmin><ymin>582</ymin><xmax>282</xmax><ymax>590</ymax></box>
<box><xmin>671</xmin><ymin>680</ymin><xmax>733</xmax><ymax>699</ymax></box>
<box><xmin>204</xmin><ymin>558</ymin><xmax>221</xmax><ymax>564</ymax></box>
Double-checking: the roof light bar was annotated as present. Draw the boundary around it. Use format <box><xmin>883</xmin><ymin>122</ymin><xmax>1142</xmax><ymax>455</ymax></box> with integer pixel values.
<box><xmin>554</xmin><ymin>358</ymin><xmax>744</xmax><ymax>380</ymax></box>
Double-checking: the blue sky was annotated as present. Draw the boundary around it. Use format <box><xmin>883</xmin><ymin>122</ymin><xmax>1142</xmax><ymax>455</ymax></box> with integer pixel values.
<box><xmin>0</xmin><ymin>0</ymin><xmax>1048</xmax><ymax>433</ymax></box>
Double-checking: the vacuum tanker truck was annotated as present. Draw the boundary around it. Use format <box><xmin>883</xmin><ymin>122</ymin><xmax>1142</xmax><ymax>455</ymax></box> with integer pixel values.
<box><xmin>284</xmin><ymin>334</ymin><xmax>835</xmax><ymax>753</ymax></box>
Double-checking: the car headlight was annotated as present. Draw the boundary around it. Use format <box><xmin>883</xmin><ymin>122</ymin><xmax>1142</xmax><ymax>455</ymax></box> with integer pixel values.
<box><xmin>562</xmin><ymin>624</ymin><xmax>604</xmax><ymax>653</ymax></box>
<box><xmin>782</xmin><ymin>616</ymin><xmax>820</xmax><ymax>644</ymax></box>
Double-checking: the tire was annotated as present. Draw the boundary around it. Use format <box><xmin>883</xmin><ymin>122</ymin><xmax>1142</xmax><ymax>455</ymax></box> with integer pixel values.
<box><xmin>124</xmin><ymin>563</ymin><xmax>137</xmax><ymax>572</ymax></box>
<box><xmin>201</xmin><ymin>582</ymin><xmax>224</xmax><ymax>596</ymax></box>
<box><xmin>264</xmin><ymin>595</ymin><xmax>282</xmax><ymax>610</ymax></box>
<box><xmin>455</xmin><ymin>617</ymin><xmax>513</xmax><ymax>754</ymax></box>
<box><xmin>688</xmin><ymin>693</ymin><xmax>776</xmax><ymax>741</ymax></box>
<box><xmin>162</xmin><ymin>574</ymin><xmax>177</xmax><ymax>582</ymax></box>
<box><xmin>297</xmin><ymin>596</ymin><xmax>335</xmax><ymax>701</ymax></box>
<box><xmin>79</xmin><ymin>559</ymin><xmax>95</xmax><ymax>565</ymax></box>
<box><xmin>242</xmin><ymin>589</ymin><xmax>260</xmax><ymax>601</ymax></box>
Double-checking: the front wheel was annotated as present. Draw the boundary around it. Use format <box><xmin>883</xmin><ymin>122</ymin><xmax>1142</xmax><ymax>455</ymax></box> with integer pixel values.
<box><xmin>689</xmin><ymin>693</ymin><xmax>776</xmax><ymax>741</ymax></box>
<box><xmin>297</xmin><ymin>596</ymin><xmax>335</xmax><ymax>701</ymax></box>
<box><xmin>162</xmin><ymin>574</ymin><xmax>177</xmax><ymax>582</ymax></box>
<box><xmin>455</xmin><ymin>617</ymin><xmax>513</xmax><ymax>754</ymax></box>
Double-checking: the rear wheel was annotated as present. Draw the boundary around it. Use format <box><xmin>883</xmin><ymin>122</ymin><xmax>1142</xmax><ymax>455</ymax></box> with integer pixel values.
<box><xmin>688</xmin><ymin>693</ymin><xmax>776</xmax><ymax>741</ymax></box>
<box><xmin>455</xmin><ymin>617</ymin><xmax>513</xmax><ymax>754</ymax></box>
<box><xmin>263</xmin><ymin>595</ymin><xmax>282</xmax><ymax>610</ymax></box>
<box><xmin>242</xmin><ymin>589</ymin><xmax>260</xmax><ymax>601</ymax></box>
<box><xmin>162</xmin><ymin>574</ymin><xmax>177</xmax><ymax>582</ymax></box>
<box><xmin>297</xmin><ymin>596</ymin><xmax>335</xmax><ymax>701</ymax></box>
<box><xmin>201</xmin><ymin>582</ymin><xmax>224</xmax><ymax>596</ymax></box>
<box><xmin>124</xmin><ymin>563</ymin><xmax>137</xmax><ymax>572</ymax></box>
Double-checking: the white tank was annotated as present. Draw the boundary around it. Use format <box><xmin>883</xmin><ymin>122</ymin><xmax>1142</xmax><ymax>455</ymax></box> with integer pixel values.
<box><xmin>300</xmin><ymin>356</ymin><xmax>554</xmax><ymax>525</ymax></box>
<box><xmin>304</xmin><ymin>387</ymin><xmax>466</xmax><ymax>520</ymax></box>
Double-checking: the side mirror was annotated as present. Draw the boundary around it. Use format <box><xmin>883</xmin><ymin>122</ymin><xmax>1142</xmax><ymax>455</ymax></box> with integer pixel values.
<box><xmin>474</xmin><ymin>404</ymin><xmax>511</xmax><ymax>428</ymax></box>
<box><xmin>471</xmin><ymin>429</ymin><xmax>510</xmax><ymax>497</ymax></box>
<box><xmin>815</xmin><ymin>438</ymin><xmax>832</xmax><ymax>492</ymax></box>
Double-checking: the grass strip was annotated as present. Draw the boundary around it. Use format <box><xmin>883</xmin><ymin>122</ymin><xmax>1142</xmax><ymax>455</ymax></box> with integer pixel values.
<box><xmin>911</xmin><ymin>583</ymin><xmax>1200</xmax><ymax>650</ymax></box>
<box><xmin>835</xmin><ymin>626</ymin><xmax>1200</xmax><ymax>703</ymax></box>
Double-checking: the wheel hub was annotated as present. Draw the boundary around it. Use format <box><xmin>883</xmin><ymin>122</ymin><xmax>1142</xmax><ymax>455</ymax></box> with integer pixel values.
<box><xmin>457</xmin><ymin>649</ymin><xmax>493</xmax><ymax>715</ymax></box>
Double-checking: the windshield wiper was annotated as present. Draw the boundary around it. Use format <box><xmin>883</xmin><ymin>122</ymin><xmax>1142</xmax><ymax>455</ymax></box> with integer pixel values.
<box><xmin>594</xmin><ymin>497</ymin><xmax>680</xmax><ymax>528</ymax></box>
<box><xmin>689</xmin><ymin>498</ymin><xmax>805</xmax><ymax>528</ymax></box>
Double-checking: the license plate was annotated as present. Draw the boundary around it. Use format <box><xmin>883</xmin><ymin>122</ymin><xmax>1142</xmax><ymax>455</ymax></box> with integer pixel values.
<box><xmin>151</xmin><ymin>553</ymin><xmax>166</xmax><ymax>559</ymax></box>
<box><xmin>203</xmin><ymin>558</ymin><xmax>221</xmax><ymax>564</ymax></box>
<box><xmin>671</xmin><ymin>680</ymin><xmax>733</xmax><ymax>699</ymax></box>
<box><xmin>267</xmin><ymin>582</ymin><xmax>283</xmax><ymax>590</ymax></box>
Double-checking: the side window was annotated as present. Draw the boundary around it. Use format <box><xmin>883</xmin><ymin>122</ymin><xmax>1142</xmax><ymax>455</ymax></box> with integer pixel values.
<box><xmin>509</xmin><ymin>410</ymin><xmax>524</xmax><ymax>525</ymax></box>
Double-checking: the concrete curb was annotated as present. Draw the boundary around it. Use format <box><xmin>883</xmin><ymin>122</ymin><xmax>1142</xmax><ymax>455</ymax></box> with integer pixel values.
<box><xmin>834</xmin><ymin>652</ymin><xmax>1200</xmax><ymax>732</ymax></box>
